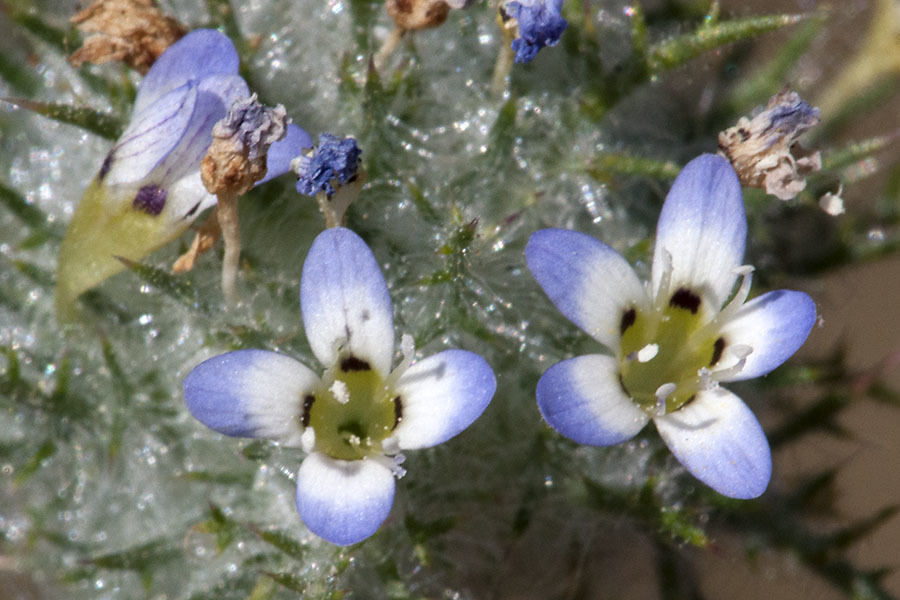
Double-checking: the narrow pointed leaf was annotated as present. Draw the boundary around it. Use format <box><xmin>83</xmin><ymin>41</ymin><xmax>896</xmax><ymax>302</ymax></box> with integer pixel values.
<box><xmin>0</xmin><ymin>181</ymin><xmax>62</xmax><ymax>238</ymax></box>
<box><xmin>4</xmin><ymin>98</ymin><xmax>123</xmax><ymax>139</ymax></box>
<box><xmin>649</xmin><ymin>14</ymin><xmax>807</xmax><ymax>73</ymax></box>
<box><xmin>116</xmin><ymin>256</ymin><xmax>209</xmax><ymax>314</ymax></box>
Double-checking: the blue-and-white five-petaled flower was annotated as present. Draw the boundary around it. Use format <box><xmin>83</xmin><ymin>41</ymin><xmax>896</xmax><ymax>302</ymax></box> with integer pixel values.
<box><xmin>183</xmin><ymin>227</ymin><xmax>496</xmax><ymax>545</ymax></box>
<box><xmin>56</xmin><ymin>28</ymin><xmax>311</xmax><ymax>319</ymax></box>
<box><xmin>526</xmin><ymin>154</ymin><xmax>816</xmax><ymax>499</ymax></box>
<box><xmin>505</xmin><ymin>0</ymin><xmax>568</xmax><ymax>64</ymax></box>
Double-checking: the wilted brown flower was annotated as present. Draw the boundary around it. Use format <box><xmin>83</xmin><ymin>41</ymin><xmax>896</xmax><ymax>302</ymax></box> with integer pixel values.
<box><xmin>718</xmin><ymin>90</ymin><xmax>821</xmax><ymax>201</ymax></box>
<box><xmin>70</xmin><ymin>0</ymin><xmax>186</xmax><ymax>74</ymax></box>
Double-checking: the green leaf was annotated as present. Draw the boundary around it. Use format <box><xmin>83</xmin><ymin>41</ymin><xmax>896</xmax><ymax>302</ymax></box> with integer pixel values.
<box><xmin>727</xmin><ymin>14</ymin><xmax>825</xmax><ymax>112</ymax></box>
<box><xmin>8</xmin><ymin>9</ymin><xmax>73</xmax><ymax>51</ymax></box>
<box><xmin>821</xmin><ymin>133</ymin><xmax>900</xmax><ymax>172</ymax></box>
<box><xmin>3</xmin><ymin>98</ymin><xmax>123</xmax><ymax>139</ymax></box>
<box><xmin>0</xmin><ymin>180</ymin><xmax>62</xmax><ymax>240</ymax></box>
<box><xmin>89</xmin><ymin>538</ymin><xmax>181</xmax><ymax>570</ymax></box>
<box><xmin>264</xmin><ymin>571</ymin><xmax>308</xmax><ymax>593</ymax></box>
<box><xmin>116</xmin><ymin>256</ymin><xmax>210</xmax><ymax>315</ymax></box>
<box><xmin>251</xmin><ymin>527</ymin><xmax>307</xmax><ymax>560</ymax></box>
<box><xmin>0</xmin><ymin>50</ymin><xmax>40</xmax><ymax>96</ymax></box>
<box><xmin>14</xmin><ymin>439</ymin><xmax>57</xmax><ymax>485</ymax></box>
<box><xmin>649</xmin><ymin>13</ymin><xmax>807</xmax><ymax>73</ymax></box>
<box><xmin>658</xmin><ymin>507</ymin><xmax>708</xmax><ymax>547</ymax></box>
<box><xmin>587</xmin><ymin>153</ymin><xmax>681</xmax><ymax>181</ymax></box>
<box><xmin>404</xmin><ymin>514</ymin><xmax>457</xmax><ymax>544</ymax></box>
<box><xmin>179</xmin><ymin>470</ymin><xmax>256</xmax><ymax>486</ymax></box>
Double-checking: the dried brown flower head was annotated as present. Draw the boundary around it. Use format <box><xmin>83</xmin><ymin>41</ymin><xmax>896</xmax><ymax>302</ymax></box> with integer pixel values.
<box><xmin>386</xmin><ymin>0</ymin><xmax>451</xmax><ymax>30</ymax></box>
<box><xmin>718</xmin><ymin>90</ymin><xmax>821</xmax><ymax>201</ymax></box>
<box><xmin>70</xmin><ymin>0</ymin><xmax>186</xmax><ymax>74</ymax></box>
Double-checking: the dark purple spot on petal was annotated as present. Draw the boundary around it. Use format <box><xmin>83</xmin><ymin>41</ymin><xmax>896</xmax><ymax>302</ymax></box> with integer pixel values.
<box><xmin>301</xmin><ymin>394</ymin><xmax>315</xmax><ymax>427</ymax></box>
<box><xmin>392</xmin><ymin>396</ymin><xmax>403</xmax><ymax>429</ymax></box>
<box><xmin>132</xmin><ymin>185</ymin><xmax>167</xmax><ymax>216</ymax></box>
<box><xmin>620</xmin><ymin>307</ymin><xmax>636</xmax><ymax>335</ymax></box>
<box><xmin>710</xmin><ymin>337</ymin><xmax>726</xmax><ymax>366</ymax></box>
<box><xmin>340</xmin><ymin>356</ymin><xmax>371</xmax><ymax>372</ymax></box>
<box><xmin>99</xmin><ymin>152</ymin><xmax>114</xmax><ymax>181</ymax></box>
<box><xmin>669</xmin><ymin>287</ymin><xmax>701</xmax><ymax>314</ymax></box>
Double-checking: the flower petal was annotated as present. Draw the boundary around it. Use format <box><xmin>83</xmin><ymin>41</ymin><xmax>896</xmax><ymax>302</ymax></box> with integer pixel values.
<box><xmin>654</xmin><ymin>387</ymin><xmax>771</xmax><ymax>499</ymax></box>
<box><xmin>301</xmin><ymin>228</ymin><xmax>394</xmax><ymax>375</ymax></box>
<box><xmin>104</xmin><ymin>82</ymin><xmax>198</xmax><ymax>187</ymax></box>
<box><xmin>257</xmin><ymin>123</ymin><xmax>313</xmax><ymax>185</ymax></box>
<box><xmin>652</xmin><ymin>154</ymin><xmax>746</xmax><ymax>311</ymax></box>
<box><xmin>134</xmin><ymin>29</ymin><xmax>239</xmax><ymax>115</ymax></box>
<box><xmin>295</xmin><ymin>453</ymin><xmax>395</xmax><ymax>545</ymax></box>
<box><xmin>151</xmin><ymin>74</ymin><xmax>250</xmax><ymax>190</ymax></box>
<box><xmin>183</xmin><ymin>349</ymin><xmax>318</xmax><ymax>446</ymax></box>
<box><xmin>536</xmin><ymin>354</ymin><xmax>649</xmax><ymax>445</ymax></box>
<box><xmin>526</xmin><ymin>228</ymin><xmax>647</xmax><ymax>350</ymax></box>
<box><xmin>717</xmin><ymin>289</ymin><xmax>817</xmax><ymax>381</ymax></box>
<box><xmin>392</xmin><ymin>350</ymin><xmax>496</xmax><ymax>450</ymax></box>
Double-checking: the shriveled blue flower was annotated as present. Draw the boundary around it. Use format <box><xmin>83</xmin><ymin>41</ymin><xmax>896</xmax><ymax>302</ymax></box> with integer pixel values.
<box><xmin>526</xmin><ymin>155</ymin><xmax>816</xmax><ymax>499</ymax></box>
<box><xmin>506</xmin><ymin>0</ymin><xmax>568</xmax><ymax>64</ymax></box>
<box><xmin>293</xmin><ymin>134</ymin><xmax>362</xmax><ymax>198</ymax></box>
<box><xmin>184</xmin><ymin>228</ymin><xmax>496</xmax><ymax>545</ymax></box>
<box><xmin>56</xmin><ymin>29</ymin><xmax>311</xmax><ymax>320</ymax></box>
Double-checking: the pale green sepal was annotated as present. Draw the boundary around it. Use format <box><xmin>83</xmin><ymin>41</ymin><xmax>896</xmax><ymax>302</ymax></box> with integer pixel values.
<box><xmin>55</xmin><ymin>179</ymin><xmax>191</xmax><ymax>322</ymax></box>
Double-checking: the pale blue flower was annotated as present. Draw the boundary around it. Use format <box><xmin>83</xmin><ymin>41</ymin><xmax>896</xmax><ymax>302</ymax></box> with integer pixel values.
<box><xmin>526</xmin><ymin>154</ymin><xmax>816</xmax><ymax>499</ymax></box>
<box><xmin>184</xmin><ymin>228</ymin><xmax>496</xmax><ymax>545</ymax></box>
<box><xmin>507</xmin><ymin>0</ymin><xmax>568</xmax><ymax>64</ymax></box>
<box><xmin>57</xmin><ymin>29</ymin><xmax>311</xmax><ymax>318</ymax></box>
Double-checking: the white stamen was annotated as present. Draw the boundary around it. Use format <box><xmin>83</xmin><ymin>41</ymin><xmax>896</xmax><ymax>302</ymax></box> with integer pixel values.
<box><xmin>711</xmin><ymin>344</ymin><xmax>754</xmax><ymax>380</ymax></box>
<box><xmin>347</xmin><ymin>434</ymin><xmax>361</xmax><ymax>447</ymax></box>
<box><xmin>717</xmin><ymin>265</ymin><xmax>755</xmax><ymax>321</ymax></box>
<box><xmin>330</xmin><ymin>380</ymin><xmax>350</xmax><ymax>404</ymax></box>
<box><xmin>636</xmin><ymin>343</ymin><xmax>659</xmax><ymax>363</ymax></box>
<box><xmin>300</xmin><ymin>427</ymin><xmax>316</xmax><ymax>453</ymax></box>
<box><xmin>697</xmin><ymin>366</ymin><xmax>718</xmax><ymax>391</ymax></box>
<box><xmin>654</xmin><ymin>382</ymin><xmax>677</xmax><ymax>416</ymax></box>
<box><xmin>385</xmin><ymin>333</ymin><xmax>416</xmax><ymax>389</ymax></box>
<box><xmin>654</xmin><ymin>249</ymin><xmax>675</xmax><ymax>308</ymax></box>
<box><xmin>693</xmin><ymin>265</ymin><xmax>755</xmax><ymax>342</ymax></box>
<box><xmin>371</xmin><ymin>452</ymin><xmax>407</xmax><ymax>479</ymax></box>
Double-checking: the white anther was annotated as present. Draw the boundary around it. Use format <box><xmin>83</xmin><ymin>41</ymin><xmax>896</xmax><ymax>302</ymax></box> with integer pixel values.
<box><xmin>636</xmin><ymin>343</ymin><xmax>659</xmax><ymax>363</ymax></box>
<box><xmin>391</xmin><ymin>453</ymin><xmax>407</xmax><ymax>478</ymax></box>
<box><xmin>330</xmin><ymin>380</ymin><xmax>350</xmax><ymax>404</ymax></box>
<box><xmin>300</xmin><ymin>427</ymin><xmax>316</xmax><ymax>453</ymax></box>
<box><xmin>730</xmin><ymin>344</ymin><xmax>753</xmax><ymax>359</ymax></box>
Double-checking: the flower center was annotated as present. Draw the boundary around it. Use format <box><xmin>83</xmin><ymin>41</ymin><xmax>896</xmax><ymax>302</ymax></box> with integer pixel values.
<box><xmin>617</xmin><ymin>289</ymin><xmax>725</xmax><ymax>415</ymax></box>
<box><xmin>304</xmin><ymin>356</ymin><xmax>402</xmax><ymax>461</ymax></box>
<box><xmin>617</xmin><ymin>265</ymin><xmax>755</xmax><ymax>416</ymax></box>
